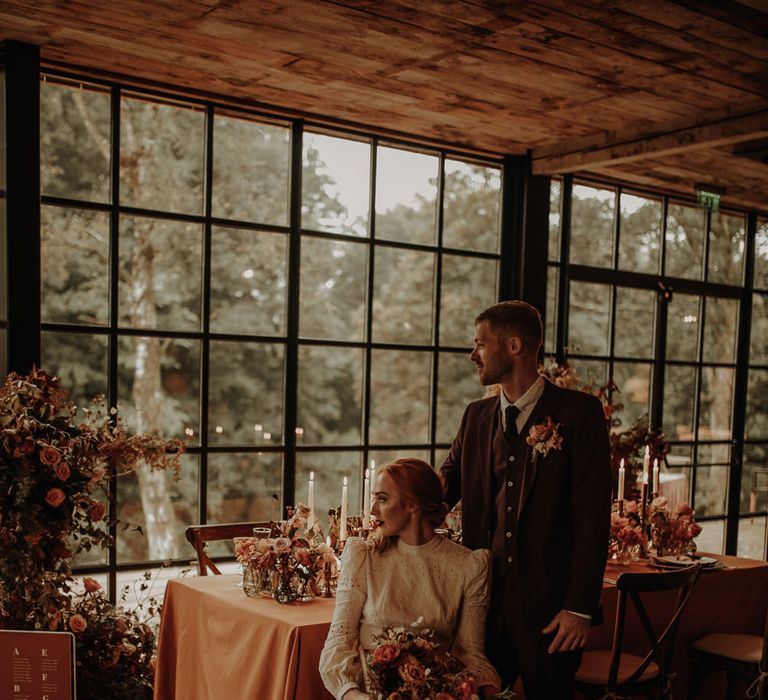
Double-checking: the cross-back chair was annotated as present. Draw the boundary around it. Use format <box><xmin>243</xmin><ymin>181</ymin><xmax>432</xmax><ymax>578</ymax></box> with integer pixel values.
<box><xmin>687</xmin><ymin>607</ymin><xmax>768</xmax><ymax>700</ymax></box>
<box><xmin>185</xmin><ymin>521</ymin><xmax>277</xmax><ymax>576</ymax></box>
<box><xmin>576</xmin><ymin>564</ymin><xmax>702</xmax><ymax>700</ymax></box>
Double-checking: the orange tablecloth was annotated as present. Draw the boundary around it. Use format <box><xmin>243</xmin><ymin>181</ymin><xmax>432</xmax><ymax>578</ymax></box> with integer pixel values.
<box><xmin>154</xmin><ymin>575</ymin><xmax>335</xmax><ymax>700</ymax></box>
<box><xmin>154</xmin><ymin>556</ymin><xmax>768</xmax><ymax>700</ymax></box>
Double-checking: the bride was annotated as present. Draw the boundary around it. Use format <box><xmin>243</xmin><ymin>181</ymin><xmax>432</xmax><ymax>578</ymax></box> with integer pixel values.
<box><xmin>319</xmin><ymin>457</ymin><xmax>500</xmax><ymax>699</ymax></box>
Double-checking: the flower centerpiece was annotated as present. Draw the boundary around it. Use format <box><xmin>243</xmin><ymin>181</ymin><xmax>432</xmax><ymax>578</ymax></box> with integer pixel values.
<box><xmin>648</xmin><ymin>497</ymin><xmax>702</xmax><ymax>557</ymax></box>
<box><xmin>366</xmin><ymin>618</ymin><xmax>480</xmax><ymax>700</ymax></box>
<box><xmin>609</xmin><ymin>501</ymin><xmax>646</xmax><ymax>564</ymax></box>
<box><xmin>0</xmin><ymin>368</ymin><xmax>184</xmax><ymax>699</ymax></box>
<box><xmin>233</xmin><ymin>503</ymin><xmax>337</xmax><ymax>603</ymax></box>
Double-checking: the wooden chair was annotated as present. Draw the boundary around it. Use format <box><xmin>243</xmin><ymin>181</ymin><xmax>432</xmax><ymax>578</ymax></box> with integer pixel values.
<box><xmin>687</xmin><ymin>608</ymin><xmax>768</xmax><ymax>700</ymax></box>
<box><xmin>185</xmin><ymin>522</ymin><xmax>276</xmax><ymax>576</ymax></box>
<box><xmin>576</xmin><ymin>564</ymin><xmax>702</xmax><ymax>700</ymax></box>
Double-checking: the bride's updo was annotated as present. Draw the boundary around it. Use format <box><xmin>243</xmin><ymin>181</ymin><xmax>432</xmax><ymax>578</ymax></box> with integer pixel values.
<box><xmin>371</xmin><ymin>457</ymin><xmax>449</xmax><ymax>553</ymax></box>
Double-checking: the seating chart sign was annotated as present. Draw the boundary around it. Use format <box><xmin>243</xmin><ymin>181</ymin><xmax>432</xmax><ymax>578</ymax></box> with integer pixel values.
<box><xmin>0</xmin><ymin>630</ymin><xmax>75</xmax><ymax>699</ymax></box>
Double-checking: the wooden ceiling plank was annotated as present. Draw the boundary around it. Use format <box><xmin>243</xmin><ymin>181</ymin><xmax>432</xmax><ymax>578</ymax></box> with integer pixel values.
<box><xmin>532</xmin><ymin>109</ymin><xmax>768</xmax><ymax>173</ymax></box>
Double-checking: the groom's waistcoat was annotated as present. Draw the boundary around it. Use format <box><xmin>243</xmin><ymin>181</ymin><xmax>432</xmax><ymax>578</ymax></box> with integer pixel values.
<box><xmin>490</xmin><ymin>414</ymin><xmax>530</xmax><ymax>576</ymax></box>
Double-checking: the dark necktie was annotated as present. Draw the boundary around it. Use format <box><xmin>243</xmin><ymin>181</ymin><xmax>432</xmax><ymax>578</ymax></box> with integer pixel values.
<box><xmin>504</xmin><ymin>405</ymin><xmax>521</xmax><ymax>442</ymax></box>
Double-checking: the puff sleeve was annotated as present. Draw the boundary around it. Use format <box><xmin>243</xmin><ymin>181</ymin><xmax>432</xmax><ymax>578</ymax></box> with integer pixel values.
<box><xmin>319</xmin><ymin>538</ymin><xmax>369</xmax><ymax>700</ymax></box>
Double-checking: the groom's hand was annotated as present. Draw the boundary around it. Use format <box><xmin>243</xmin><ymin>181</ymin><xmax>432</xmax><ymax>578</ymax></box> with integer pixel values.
<box><xmin>542</xmin><ymin>610</ymin><xmax>590</xmax><ymax>653</ymax></box>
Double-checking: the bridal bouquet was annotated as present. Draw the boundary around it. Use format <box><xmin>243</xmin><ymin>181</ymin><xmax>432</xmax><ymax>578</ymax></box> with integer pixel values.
<box><xmin>366</xmin><ymin>619</ymin><xmax>479</xmax><ymax>700</ymax></box>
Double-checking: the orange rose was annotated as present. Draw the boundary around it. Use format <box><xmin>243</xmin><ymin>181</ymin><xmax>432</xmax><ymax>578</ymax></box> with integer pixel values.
<box><xmin>47</xmin><ymin>612</ymin><xmax>61</xmax><ymax>631</ymax></box>
<box><xmin>68</xmin><ymin>614</ymin><xmax>87</xmax><ymax>633</ymax></box>
<box><xmin>398</xmin><ymin>660</ymin><xmax>426</xmax><ymax>685</ymax></box>
<box><xmin>90</xmin><ymin>502</ymin><xmax>107</xmax><ymax>522</ymax></box>
<box><xmin>40</xmin><ymin>446</ymin><xmax>62</xmax><ymax>466</ymax></box>
<box><xmin>83</xmin><ymin>577</ymin><xmax>101</xmax><ymax>593</ymax></box>
<box><xmin>45</xmin><ymin>488</ymin><xmax>66</xmax><ymax>508</ymax></box>
<box><xmin>55</xmin><ymin>464</ymin><xmax>71</xmax><ymax>481</ymax></box>
<box><xmin>372</xmin><ymin>643</ymin><xmax>400</xmax><ymax>665</ymax></box>
<box><xmin>528</xmin><ymin>422</ymin><xmax>553</xmax><ymax>442</ymax></box>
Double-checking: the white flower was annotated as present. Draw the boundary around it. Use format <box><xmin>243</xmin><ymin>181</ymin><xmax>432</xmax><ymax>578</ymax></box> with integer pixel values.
<box><xmin>410</xmin><ymin>616</ymin><xmax>424</xmax><ymax>627</ymax></box>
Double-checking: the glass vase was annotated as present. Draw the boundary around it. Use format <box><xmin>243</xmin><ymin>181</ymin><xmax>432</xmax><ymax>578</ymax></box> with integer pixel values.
<box><xmin>242</xmin><ymin>562</ymin><xmax>264</xmax><ymax>597</ymax></box>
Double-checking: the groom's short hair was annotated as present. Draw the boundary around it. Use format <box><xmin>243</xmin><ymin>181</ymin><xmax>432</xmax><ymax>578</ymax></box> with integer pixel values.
<box><xmin>475</xmin><ymin>300</ymin><xmax>543</xmax><ymax>351</ymax></box>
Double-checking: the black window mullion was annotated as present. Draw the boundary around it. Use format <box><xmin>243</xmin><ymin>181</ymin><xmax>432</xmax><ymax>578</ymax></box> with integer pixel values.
<box><xmin>430</xmin><ymin>154</ymin><xmax>445</xmax><ymax>465</ymax></box>
<box><xmin>362</xmin><ymin>139</ymin><xmax>377</xmax><ymax>473</ymax></box>
<box><xmin>556</xmin><ymin>175</ymin><xmax>572</xmax><ymax>364</ymax></box>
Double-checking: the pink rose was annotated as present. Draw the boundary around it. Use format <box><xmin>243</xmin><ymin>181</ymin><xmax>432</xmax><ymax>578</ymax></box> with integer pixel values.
<box><xmin>55</xmin><ymin>464</ymin><xmax>71</xmax><ymax>481</ymax></box>
<box><xmin>83</xmin><ymin>577</ymin><xmax>101</xmax><ymax>593</ymax></box>
<box><xmin>45</xmin><ymin>488</ymin><xmax>66</xmax><ymax>508</ymax></box>
<box><xmin>90</xmin><ymin>466</ymin><xmax>106</xmax><ymax>483</ymax></box>
<box><xmin>40</xmin><ymin>446</ymin><xmax>62</xmax><ymax>466</ymax></box>
<box><xmin>528</xmin><ymin>422</ymin><xmax>552</xmax><ymax>442</ymax></box>
<box><xmin>90</xmin><ymin>502</ymin><xmax>107</xmax><ymax>522</ymax></box>
<box><xmin>68</xmin><ymin>614</ymin><xmax>87</xmax><ymax>633</ymax></box>
<box><xmin>460</xmin><ymin>679</ymin><xmax>478</xmax><ymax>700</ymax></box>
<box><xmin>372</xmin><ymin>643</ymin><xmax>400</xmax><ymax>665</ymax></box>
<box><xmin>273</xmin><ymin>537</ymin><xmax>291</xmax><ymax>554</ymax></box>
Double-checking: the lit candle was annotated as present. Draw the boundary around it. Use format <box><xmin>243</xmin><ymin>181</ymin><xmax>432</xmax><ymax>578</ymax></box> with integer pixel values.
<box><xmin>363</xmin><ymin>468</ymin><xmax>371</xmax><ymax>524</ymax></box>
<box><xmin>340</xmin><ymin>476</ymin><xmax>348</xmax><ymax>541</ymax></box>
<box><xmin>307</xmin><ymin>471</ymin><xmax>315</xmax><ymax>530</ymax></box>
<box><xmin>652</xmin><ymin>458</ymin><xmax>660</xmax><ymax>495</ymax></box>
<box><xmin>618</xmin><ymin>459</ymin><xmax>625</xmax><ymax>501</ymax></box>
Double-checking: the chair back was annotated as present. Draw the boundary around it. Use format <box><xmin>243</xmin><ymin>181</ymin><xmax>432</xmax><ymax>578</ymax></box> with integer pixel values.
<box><xmin>606</xmin><ymin>564</ymin><xmax>702</xmax><ymax>695</ymax></box>
<box><xmin>185</xmin><ymin>522</ymin><xmax>277</xmax><ymax>575</ymax></box>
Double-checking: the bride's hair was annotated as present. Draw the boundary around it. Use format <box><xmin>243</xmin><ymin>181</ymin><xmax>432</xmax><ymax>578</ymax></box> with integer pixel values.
<box><xmin>370</xmin><ymin>457</ymin><xmax>449</xmax><ymax>554</ymax></box>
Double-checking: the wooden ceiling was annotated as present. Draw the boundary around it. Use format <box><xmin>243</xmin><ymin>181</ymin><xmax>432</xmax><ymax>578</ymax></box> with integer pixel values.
<box><xmin>2</xmin><ymin>0</ymin><xmax>768</xmax><ymax>212</ymax></box>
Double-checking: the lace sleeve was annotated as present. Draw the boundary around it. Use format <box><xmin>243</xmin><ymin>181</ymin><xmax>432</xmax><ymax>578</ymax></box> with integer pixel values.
<box><xmin>451</xmin><ymin>548</ymin><xmax>500</xmax><ymax>691</ymax></box>
<box><xmin>319</xmin><ymin>538</ymin><xmax>369</xmax><ymax>700</ymax></box>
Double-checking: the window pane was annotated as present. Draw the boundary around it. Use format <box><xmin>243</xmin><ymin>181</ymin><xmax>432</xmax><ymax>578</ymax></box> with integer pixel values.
<box><xmin>117</xmin><ymin>453</ymin><xmax>198</xmax><ymax>563</ymax></box>
<box><xmin>442</xmin><ymin>160</ymin><xmax>500</xmax><ymax>253</ymax></box>
<box><xmin>120</xmin><ymin>95</ymin><xmax>204</xmax><ymax>215</ymax></box>
<box><xmin>210</xmin><ymin>226</ymin><xmax>287</xmax><ymax>336</ymax></box>
<box><xmin>302</xmin><ymin>132</ymin><xmax>369</xmax><ymax>237</ymax></box>
<box><xmin>696</xmin><ymin>519</ymin><xmax>725</xmax><ymax>555</ymax></box>
<box><xmin>299</xmin><ymin>236</ymin><xmax>367</xmax><ymax>341</ymax></box>
<box><xmin>436</xmin><ymin>352</ymin><xmax>484</xmax><ymax>443</ymax></box>
<box><xmin>372</xmin><ymin>247</ymin><xmax>435</xmax><ymax>344</ymax></box>
<box><xmin>548</xmin><ymin>179</ymin><xmax>561</xmax><ymax>261</ymax></box>
<box><xmin>737</xmin><ymin>516</ymin><xmax>766</xmax><ymax>560</ymax></box>
<box><xmin>666</xmin><ymin>294</ymin><xmax>700</xmax><ymax>362</ymax></box>
<box><xmin>208</xmin><ymin>341</ymin><xmax>283</xmax><ymax>446</ymax></box>
<box><xmin>660</xmin><ymin>464</ymin><xmax>691</xmax><ymax>508</ymax></box>
<box><xmin>213</xmin><ymin>113</ymin><xmax>290</xmax><ymax>226</ymax></box>
<box><xmin>207</xmin><ymin>453</ymin><xmax>283</xmax><ymax>535</ymax></box>
<box><xmin>118</xmin><ymin>336</ymin><xmax>200</xmax><ymax>442</ymax></box>
<box><xmin>440</xmin><ymin>254</ymin><xmax>497</xmax><ymax>347</ymax></box>
<box><xmin>41</xmin><ymin>206</ymin><xmax>110</xmax><ymax>325</ymax></box>
<box><xmin>702</xmin><ymin>296</ymin><xmax>739</xmax><ymax>364</ymax></box>
<box><xmin>569</xmin><ymin>185</ymin><xmax>615</xmax><ymax>268</ymax></box>
<box><xmin>618</xmin><ymin>194</ymin><xmax>661</xmax><ymax>274</ymax></box>
<box><xmin>296</xmin><ymin>452</ymin><xmax>361</xmax><ymax>529</ymax></box>
<box><xmin>741</xmin><ymin>443</ymin><xmax>767</xmax><ymax>514</ymax></box>
<box><xmin>755</xmin><ymin>219</ymin><xmax>768</xmax><ymax>290</ymax></box>
<box><xmin>568</xmin><ymin>281</ymin><xmax>611</xmax><ymax>355</ymax></box>
<box><xmin>698</xmin><ymin>366</ymin><xmax>734</xmax><ymax>440</ymax></box>
<box><xmin>708</xmin><ymin>212</ymin><xmax>744</xmax><ymax>285</ymax></box>
<box><xmin>695</xmin><ymin>447</ymin><xmax>730</xmax><ymax>517</ymax></box>
<box><xmin>41</xmin><ymin>331</ymin><xmax>108</xmax><ymax>412</ymax></box>
<box><xmin>745</xmin><ymin>369</ymin><xmax>768</xmax><ymax>440</ymax></box>
<box><xmin>297</xmin><ymin>345</ymin><xmax>363</xmax><ymax>446</ymax></box>
<box><xmin>568</xmin><ymin>359</ymin><xmax>607</xmax><ymax>391</ymax></box>
<box><xmin>545</xmin><ymin>267</ymin><xmax>558</xmax><ymax>354</ymax></box>
<box><xmin>614</xmin><ymin>287</ymin><xmax>655</xmax><ymax>359</ymax></box>
<box><xmin>369</xmin><ymin>349</ymin><xmax>431</xmax><ymax>444</ymax></box>
<box><xmin>41</xmin><ymin>80</ymin><xmax>111</xmax><ymax>202</ymax></box>
<box><xmin>663</xmin><ymin>364</ymin><xmax>696</xmax><ymax>442</ymax></box>
<box><xmin>613</xmin><ymin>362</ymin><xmax>651</xmax><ymax>427</ymax></box>
<box><xmin>119</xmin><ymin>216</ymin><xmax>203</xmax><ymax>332</ymax></box>
<box><xmin>666</xmin><ymin>203</ymin><xmax>705</xmax><ymax>279</ymax></box>
<box><xmin>751</xmin><ymin>292</ymin><xmax>767</xmax><ymax>364</ymax></box>
<box><xmin>375</xmin><ymin>146</ymin><xmax>438</xmax><ymax>245</ymax></box>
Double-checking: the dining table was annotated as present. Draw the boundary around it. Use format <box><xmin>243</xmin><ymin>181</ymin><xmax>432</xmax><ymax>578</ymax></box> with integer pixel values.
<box><xmin>153</xmin><ymin>553</ymin><xmax>768</xmax><ymax>700</ymax></box>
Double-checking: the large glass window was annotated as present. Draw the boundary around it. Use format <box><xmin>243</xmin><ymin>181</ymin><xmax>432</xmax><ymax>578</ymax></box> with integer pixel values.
<box><xmin>38</xmin><ymin>76</ymin><xmax>504</xmax><ymax>589</ymax></box>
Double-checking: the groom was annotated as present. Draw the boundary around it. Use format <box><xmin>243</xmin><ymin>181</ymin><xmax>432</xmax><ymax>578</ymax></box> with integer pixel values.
<box><xmin>441</xmin><ymin>301</ymin><xmax>611</xmax><ymax>699</ymax></box>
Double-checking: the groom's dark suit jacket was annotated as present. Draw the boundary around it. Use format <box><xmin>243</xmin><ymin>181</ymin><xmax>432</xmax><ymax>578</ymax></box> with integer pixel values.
<box><xmin>441</xmin><ymin>379</ymin><xmax>612</xmax><ymax>634</ymax></box>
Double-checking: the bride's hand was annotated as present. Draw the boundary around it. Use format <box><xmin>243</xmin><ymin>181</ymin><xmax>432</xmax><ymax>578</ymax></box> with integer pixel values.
<box><xmin>341</xmin><ymin>690</ymin><xmax>371</xmax><ymax>700</ymax></box>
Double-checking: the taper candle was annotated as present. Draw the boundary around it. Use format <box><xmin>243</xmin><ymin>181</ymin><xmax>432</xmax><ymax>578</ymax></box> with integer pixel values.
<box><xmin>652</xmin><ymin>458</ymin><xmax>660</xmax><ymax>495</ymax></box>
<box><xmin>340</xmin><ymin>476</ymin><xmax>348</xmax><ymax>541</ymax></box>
<box><xmin>363</xmin><ymin>468</ymin><xmax>371</xmax><ymax>523</ymax></box>
<box><xmin>307</xmin><ymin>471</ymin><xmax>315</xmax><ymax>530</ymax></box>
<box><xmin>618</xmin><ymin>458</ymin><xmax>625</xmax><ymax>501</ymax></box>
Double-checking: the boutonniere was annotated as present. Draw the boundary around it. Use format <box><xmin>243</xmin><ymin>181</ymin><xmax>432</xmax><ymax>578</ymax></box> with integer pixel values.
<box><xmin>525</xmin><ymin>417</ymin><xmax>563</xmax><ymax>462</ymax></box>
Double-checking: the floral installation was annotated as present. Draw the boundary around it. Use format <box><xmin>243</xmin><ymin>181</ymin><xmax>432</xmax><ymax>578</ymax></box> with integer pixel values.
<box><xmin>648</xmin><ymin>497</ymin><xmax>702</xmax><ymax>556</ymax></box>
<box><xmin>525</xmin><ymin>416</ymin><xmax>563</xmax><ymax>462</ymax></box>
<box><xmin>0</xmin><ymin>368</ymin><xmax>184</xmax><ymax>699</ymax></box>
<box><xmin>608</xmin><ymin>501</ymin><xmax>646</xmax><ymax>561</ymax></box>
<box><xmin>365</xmin><ymin>618</ymin><xmax>481</xmax><ymax>700</ymax></box>
<box><xmin>233</xmin><ymin>502</ymin><xmax>338</xmax><ymax>603</ymax></box>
